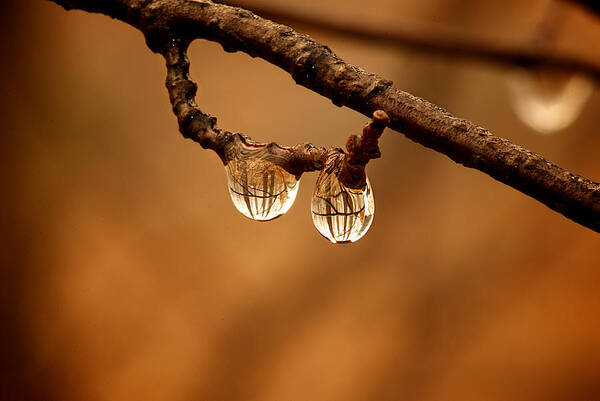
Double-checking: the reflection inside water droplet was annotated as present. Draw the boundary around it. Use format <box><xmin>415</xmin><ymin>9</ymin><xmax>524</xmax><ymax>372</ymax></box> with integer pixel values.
<box><xmin>311</xmin><ymin>170</ymin><xmax>374</xmax><ymax>244</ymax></box>
<box><xmin>226</xmin><ymin>156</ymin><xmax>299</xmax><ymax>221</ymax></box>
<box><xmin>506</xmin><ymin>68</ymin><xmax>594</xmax><ymax>134</ymax></box>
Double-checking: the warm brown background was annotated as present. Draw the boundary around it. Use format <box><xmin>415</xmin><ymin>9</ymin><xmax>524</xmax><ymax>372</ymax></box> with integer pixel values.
<box><xmin>2</xmin><ymin>1</ymin><xmax>600</xmax><ymax>400</ymax></box>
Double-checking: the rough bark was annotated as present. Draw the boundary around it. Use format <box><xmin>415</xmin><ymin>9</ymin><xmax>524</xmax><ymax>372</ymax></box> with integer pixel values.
<box><xmin>48</xmin><ymin>0</ymin><xmax>600</xmax><ymax>232</ymax></box>
<box><xmin>221</xmin><ymin>0</ymin><xmax>600</xmax><ymax>82</ymax></box>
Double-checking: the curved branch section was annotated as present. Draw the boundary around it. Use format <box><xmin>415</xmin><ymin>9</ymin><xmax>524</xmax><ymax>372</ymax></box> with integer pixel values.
<box><xmin>49</xmin><ymin>0</ymin><xmax>600</xmax><ymax>232</ymax></box>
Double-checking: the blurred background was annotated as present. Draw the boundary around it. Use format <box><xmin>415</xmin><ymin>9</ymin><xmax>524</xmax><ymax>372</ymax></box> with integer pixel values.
<box><xmin>2</xmin><ymin>0</ymin><xmax>600</xmax><ymax>400</ymax></box>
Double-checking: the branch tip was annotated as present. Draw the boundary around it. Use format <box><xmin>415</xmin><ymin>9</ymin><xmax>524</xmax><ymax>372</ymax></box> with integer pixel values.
<box><xmin>371</xmin><ymin>110</ymin><xmax>390</xmax><ymax>127</ymax></box>
<box><xmin>337</xmin><ymin>110</ymin><xmax>388</xmax><ymax>189</ymax></box>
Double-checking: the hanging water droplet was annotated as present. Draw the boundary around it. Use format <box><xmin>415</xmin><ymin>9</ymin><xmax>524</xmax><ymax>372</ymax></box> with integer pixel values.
<box><xmin>225</xmin><ymin>156</ymin><xmax>299</xmax><ymax>221</ymax></box>
<box><xmin>506</xmin><ymin>68</ymin><xmax>594</xmax><ymax>134</ymax></box>
<box><xmin>311</xmin><ymin>169</ymin><xmax>375</xmax><ymax>244</ymax></box>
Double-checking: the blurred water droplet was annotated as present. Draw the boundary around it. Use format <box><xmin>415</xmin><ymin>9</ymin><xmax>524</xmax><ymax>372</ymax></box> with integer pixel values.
<box><xmin>226</xmin><ymin>156</ymin><xmax>299</xmax><ymax>221</ymax></box>
<box><xmin>507</xmin><ymin>68</ymin><xmax>594</xmax><ymax>134</ymax></box>
<box><xmin>311</xmin><ymin>170</ymin><xmax>374</xmax><ymax>244</ymax></box>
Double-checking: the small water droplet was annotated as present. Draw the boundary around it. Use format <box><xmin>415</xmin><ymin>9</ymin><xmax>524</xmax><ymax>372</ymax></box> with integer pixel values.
<box><xmin>506</xmin><ymin>68</ymin><xmax>594</xmax><ymax>134</ymax></box>
<box><xmin>226</xmin><ymin>156</ymin><xmax>299</xmax><ymax>221</ymax></box>
<box><xmin>311</xmin><ymin>170</ymin><xmax>374</xmax><ymax>244</ymax></box>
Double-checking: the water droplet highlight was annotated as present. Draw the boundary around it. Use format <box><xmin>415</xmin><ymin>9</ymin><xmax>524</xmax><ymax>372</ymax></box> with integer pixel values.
<box><xmin>226</xmin><ymin>156</ymin><xmax>299</xmax><ymax>221</ymax></box>
<box><xmin>311</xmin><ymin>170</ymin><xmax>374</xmax><ymax>244</ymax></box>
<box><xmin>506</xmin><ymin>68</ymin><xmax>594</xmax><ymax>134</ymax></box>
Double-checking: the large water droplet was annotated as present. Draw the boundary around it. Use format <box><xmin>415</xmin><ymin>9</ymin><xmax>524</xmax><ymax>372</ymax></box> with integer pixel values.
<box><xmin>226</xmin><ymin>156</ymin><xmax>299</xmax><ymax>221</ymax></box>
<box><xmin>506</xmin><ymin>68</ymin><xmax>593</xmax><ymax>134</ymax></box>
<box><xmin>311</xmin><ymin>170</ymin><xmax>375</xmax><ymax>244</ymax></box>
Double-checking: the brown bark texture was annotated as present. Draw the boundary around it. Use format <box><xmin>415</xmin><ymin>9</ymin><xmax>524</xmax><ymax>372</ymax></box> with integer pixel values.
<box><xmin>48</xmin><ymin>0</ymin><xmax>600</xmax><ymax>232</ymax></box>
<box><xmin>221</xmin><ymin>0</ymin><xmax>600</xmax><ymax>82</ymax></box>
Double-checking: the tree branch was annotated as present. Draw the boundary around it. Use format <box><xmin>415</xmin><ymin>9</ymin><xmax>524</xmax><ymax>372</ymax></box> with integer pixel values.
<box><xmin>163</xmin><ymin>39</ymin><xmax>380</xmax><ymax>188</ymax></box>
<box><xmin>220</xmin><ymin>0</ymin><xmax>600</xmax><ymax>82</ymax></box>
<box><xmin>48</xmin><ymin>0</ymin><xmax>600</xmax><ymax>232</ymax></box>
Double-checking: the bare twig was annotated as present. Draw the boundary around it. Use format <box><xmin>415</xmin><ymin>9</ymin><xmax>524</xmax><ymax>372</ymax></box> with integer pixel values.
<box><xmin>220</xmin><ymin>0</ymin><xmax>600</xmax><ymax>81</ymax></box>
<box><xmin>338</xmin><ymin>110</ymin><xmax>389</xmax><ymax>189</ymax></box>
<box><xmin>164</xmin><ymin>39</ymin><xmax>378</xmax><ymax>188</ymax></box>
<box><xmin>48</xmin><ymin>0</ymin><xmax>600</xmax><ymax>232</ymax></box>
